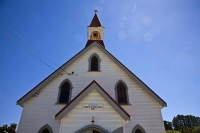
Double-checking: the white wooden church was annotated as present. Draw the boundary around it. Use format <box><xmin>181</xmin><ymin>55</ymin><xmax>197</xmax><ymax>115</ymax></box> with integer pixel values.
<box><xmin>17</xmin><ymin>13</ymin><xmax>167</xmax><ymax>133</ymax></box>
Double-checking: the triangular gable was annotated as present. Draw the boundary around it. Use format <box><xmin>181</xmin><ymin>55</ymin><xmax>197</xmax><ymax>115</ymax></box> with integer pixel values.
<box><xmin>17</xmin><ymin>41</ymin><xmax>167</xmax><ymax>107</ymax></box>
<box><xmin>55</xmin><ymin>80</ymin><xmax>131</xmax><ymax>121</ymax></box>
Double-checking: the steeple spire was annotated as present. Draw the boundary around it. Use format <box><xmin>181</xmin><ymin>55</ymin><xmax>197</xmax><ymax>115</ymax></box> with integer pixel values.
<box><xmin>85</xmin><ymin>11</ymin><xmax>105</xmax><ymax>48</ymax></box>
<box><xmin>89</xmin><ymin>10</ymin><xmax>102</xmax><ymax>27</ymax></box>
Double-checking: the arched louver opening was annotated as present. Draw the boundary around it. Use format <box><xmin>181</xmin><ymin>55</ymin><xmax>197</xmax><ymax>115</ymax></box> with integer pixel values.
<box><xmin>59</xmin><ymin>82</ymin><xmax>70</xmax><ymax>103</ymax></box>
<box><xmin>91</xmin><ymin>56</ymin><xmax>99</xmax><ymax>71</ymax></box>
<box><xmin>117</xmin><ymin>83</ymin><xmax>128</xmax><ymax>104</ymax></box>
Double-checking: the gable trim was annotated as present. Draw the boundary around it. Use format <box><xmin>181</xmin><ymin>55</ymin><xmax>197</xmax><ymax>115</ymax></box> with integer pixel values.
<box><xmin>55</xmin><ymin>80</ymin><xmax>131</xmax><ymax>121</ymax></box>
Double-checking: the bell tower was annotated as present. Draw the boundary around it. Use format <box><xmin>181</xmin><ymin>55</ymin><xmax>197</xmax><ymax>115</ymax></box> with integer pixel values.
<box><xmin>87</xmin><ymin>10</ymin><xmax>104</xmax><ymax>41</ymax></box>
<box><xmin>85</xmin><ymin>10</ymin><xmax>105</xmax><ymax>48</ymax></box>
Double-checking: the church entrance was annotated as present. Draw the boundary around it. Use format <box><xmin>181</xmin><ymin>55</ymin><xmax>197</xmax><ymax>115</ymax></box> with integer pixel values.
<box><xmin>75</xmin><ymin>125</ymin><xmax>108</xmax><ymax>133</ymax></box>
<box><xmin>81</xmin><ymin>130</ymin><xmax>101</xmax><ymax>133</ymax></box>
<box><xmin>76</xmin><ymin>124</ymin><xmax>109</xmax><ymax>133</ymax></box>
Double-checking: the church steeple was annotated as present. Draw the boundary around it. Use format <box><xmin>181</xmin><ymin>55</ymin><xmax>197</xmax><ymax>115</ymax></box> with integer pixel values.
<box><xmin>89</xmin><ymin>12</ymin><xmax>102</xmax><ymax>27</ymax></box>
<box><xmin>85</xmin><ymin>11</ymin><xmax>105</xmax><ymax>48</ymax></box>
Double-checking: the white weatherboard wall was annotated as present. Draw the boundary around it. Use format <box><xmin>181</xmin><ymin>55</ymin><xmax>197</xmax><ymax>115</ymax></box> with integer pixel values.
<box><xmin>60</xmin><ymin>90</ymin><xmax>123</xmax><ymax>133</ymax></box>
<box><xmin>17</xmin><ymin>45</ymin><xmax>165</xmax><ymax>133</ymax></box>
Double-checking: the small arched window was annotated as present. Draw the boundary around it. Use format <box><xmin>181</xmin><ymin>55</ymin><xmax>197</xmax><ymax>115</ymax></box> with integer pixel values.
<box><xmin>115</xmin><ymin>80</ymin><xmax>129</xmax><ymax>105</ymax></box>
<box><xmin>58</xmin><ymin>81</ymin><xmax>71</xmax><ymax>104</ymax></box>
<box><xmin>38</xmin><ymin>124</ymin><xmax>53</xmax><ymax>133</ymax></box>
<box><xmin>88</xmin><ymin>53</ymin><xmax>101</xmax><ymax>72</ymax></box>
<box><xmin>131</xmin><ymin>124</ymin><xmax>146</xmax><ymax>133</ymax></box>
<box><xmin>41</xmin><ymin>129</ymin><xmax>50</xmax><ymax>133</ymax></box>
<box><xmin>91</xmin><ymin>56</ymin><xmax>98</xmax><ymax>71</ymax></box>
<box><xmin>117</xmin><ymin>83</ymin><xmax>127</xmax><ymax>104</ymax></box>
<box><xmin>135</xmin><ymin>129</ymin><xmax>142</xmax><ymax>133</ymax></box>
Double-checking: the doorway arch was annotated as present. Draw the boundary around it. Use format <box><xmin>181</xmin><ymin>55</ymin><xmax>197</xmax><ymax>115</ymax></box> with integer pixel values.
<box><xmin>75</xmin><ymin>124</ymin><xmax>109</xmax><ymax>133</ymax></box>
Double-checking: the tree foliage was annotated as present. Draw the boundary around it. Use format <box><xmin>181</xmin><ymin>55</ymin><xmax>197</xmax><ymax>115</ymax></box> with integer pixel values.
<box><xmin>0</xmin><ymin>123</ymin><xmax>17</xmax><ymax>133</ymax></box>
<box><xmin>166</xmin><ymin>130</ymin><xmax>180</xmax><ymax>133</ymax></box>
<box><xmin>172</xmin><ymin>115</ymin><xmax>200</xmax><ymax>132</ymax></box>
<box><xmin>164</xmin><ymin>120</ymin><xmax>173</xmax><ymax>130</ymax></box>
<box><xmin>192</xmin><ymin>126</ymin><xmax>200</xmax><ymax>133</ymax></box>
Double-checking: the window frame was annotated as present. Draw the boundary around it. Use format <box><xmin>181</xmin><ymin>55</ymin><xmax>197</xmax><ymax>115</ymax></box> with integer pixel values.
<box><xmin>88</xmin><ymin>53</ymin><xmax>101</xmax><ymax>72</ymax></box>
<box><xmin>56</xmin><ymin>79</ymin><xmax>73</xmax><ymax>104</ymax></box>
<box><xmin>115</xmin><ymin>80</ymin><xmax>130</xmax><ymax>105</ymax></box>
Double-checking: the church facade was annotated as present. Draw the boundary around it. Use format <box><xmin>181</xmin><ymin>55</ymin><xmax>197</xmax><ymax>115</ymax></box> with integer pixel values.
<box><xmin>17</xmin><ymin>13</ymin><xmax>167</xmax><ymax>133</ymax></box>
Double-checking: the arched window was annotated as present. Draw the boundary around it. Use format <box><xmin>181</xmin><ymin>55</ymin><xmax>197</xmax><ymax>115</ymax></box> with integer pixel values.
<box><xmin>117</xmin><ymin>83</ymin><xmax>127</xmax><ymax>104</ymax></box>
<box><xmin>58</xmin><ymin>80</ymin><xmax>72</xmax><ymax>104</ymax></box>
<box><xmin>41</xmin><ymin>129</ymin><xmax>50</xmax><ymax>133</ymax></box>
<box><xmin>135</xmin><ymin>129</ymin><xmax>142</xmax><ymax>133</ymax></box>
<box><xmin>115</xmin><ymin>80</ymin><xmax>129</xmax><ymax>105</ymax></box>
<box><xmin>88</xmin><ymin>53</ymin><xmax>101</xmax><ymax>72</ymax></box>
<box><xmin>38</xmin><ymin>124</ymin><xmax>53</xmax><ymax>133</ymax></box>
<box><xmin>91</xmin><ymin>56</ymin><xmax>98</xmax><ymax>71</ymax></box>
<box><xmin>131</xmin><ymin>124</ymin><xmax>146</xmax><ymax>133</ymax></box>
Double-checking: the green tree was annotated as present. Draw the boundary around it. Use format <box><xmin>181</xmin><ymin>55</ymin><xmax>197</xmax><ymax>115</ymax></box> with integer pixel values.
<box><xmin>172</xmin><ymin>115</ymin><xmax>200</xmax><ymax>133</ymax></box>
<box><xmin>166</xmin><ymin>130</ymin><xmax>180</xmax><ymax>133</ymax></box>
<box><xmin>0</xmin><ymin>123</ymin><xmax>17</xmax><ymax>133</ymax></box>
<box><xmin>192</xmin><ymin>126</ymin><xmax>200</xmax><ymax>133</ymax></box>
<box><xmin>164</xmin><ymin>120</ymin><xmax>173</xmax><ymax>130</ymax></box>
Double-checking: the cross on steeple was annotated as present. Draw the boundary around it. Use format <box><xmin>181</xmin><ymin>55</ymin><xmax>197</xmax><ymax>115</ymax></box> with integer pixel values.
<box><xmin>94</xmin><ymin>10</ymin><xmax>98</xmax><ymax>13</ymax></box>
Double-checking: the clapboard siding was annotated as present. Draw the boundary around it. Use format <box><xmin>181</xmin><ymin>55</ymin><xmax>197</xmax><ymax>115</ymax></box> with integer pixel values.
<box><xmin>17</xmin><ymin>46</ymin><xmax>165</xmax><ymax>133</ymax></box>
<box><xmin>60</xmin><ymin>90</ymin><xmax>123</xmax><ymax>133</ymax></box>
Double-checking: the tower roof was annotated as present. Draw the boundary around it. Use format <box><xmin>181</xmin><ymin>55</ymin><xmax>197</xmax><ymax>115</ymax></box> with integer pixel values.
<box><xmin>88</xmin><ymin>13</ymin><xmax>102</xmax><ymax>27</ymax></box>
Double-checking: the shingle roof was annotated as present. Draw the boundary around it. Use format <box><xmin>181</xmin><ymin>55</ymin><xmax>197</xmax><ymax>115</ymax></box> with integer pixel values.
<box><xmin>85</xmin><ymin>40</ymin><xmax>105</xmax><ymax>48</ymax></box>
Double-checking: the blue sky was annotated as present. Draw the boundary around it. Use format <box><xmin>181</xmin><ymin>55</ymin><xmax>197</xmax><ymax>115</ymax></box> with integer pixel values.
<box><xmin>0</xmin><ymin>0</ymin><xmax>200</xmax><ymax>126</ymax></box>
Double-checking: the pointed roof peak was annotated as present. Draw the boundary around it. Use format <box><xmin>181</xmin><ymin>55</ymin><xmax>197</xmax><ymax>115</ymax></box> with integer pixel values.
<box><xmin>88</xmin><ymin>11</ymin><xmax>102</xmax><ymax>27</ymax></box>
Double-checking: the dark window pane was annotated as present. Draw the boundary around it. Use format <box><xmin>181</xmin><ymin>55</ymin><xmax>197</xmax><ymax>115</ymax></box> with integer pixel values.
<box><xmin>135</xmin><ymin>129</ymin><xmax>142</xmax><ymax>133</ymax></box>
<box><xmin>59</xmin><ymin>82</ymin><xmax>70</xmax><ymax>103</ymax></box>
<box><xmin>117</xmin><ymin>83</ymin><xmax>127</xmax><ymax>104</ymax></box>
<box><xmin>93</xmin><ymin>130</ymin><xmax>101</xmax><ymax>133</ymax></box>
<box><xmin>91</xmin><ymin>56</ymin><xmax>98</xmax><ymax>71</ymax></box>
<box><xmin>41</xmin><ymin>128</ymin><xmax>50</xmax><ymax>133</ymax></box>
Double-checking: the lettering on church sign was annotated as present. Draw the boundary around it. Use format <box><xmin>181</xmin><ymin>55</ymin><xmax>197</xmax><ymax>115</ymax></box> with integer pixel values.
<box><xmin>82</xmin><ymin>103</ymin><xmax>104</xmax><ymax>111</ymax></box>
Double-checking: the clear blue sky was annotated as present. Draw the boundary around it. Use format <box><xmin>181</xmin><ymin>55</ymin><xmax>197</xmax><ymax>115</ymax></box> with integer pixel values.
<box><xmin>0</xmin><ymin>0</ymin><xmax>200</xmax><ymax>126</ymax></box>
